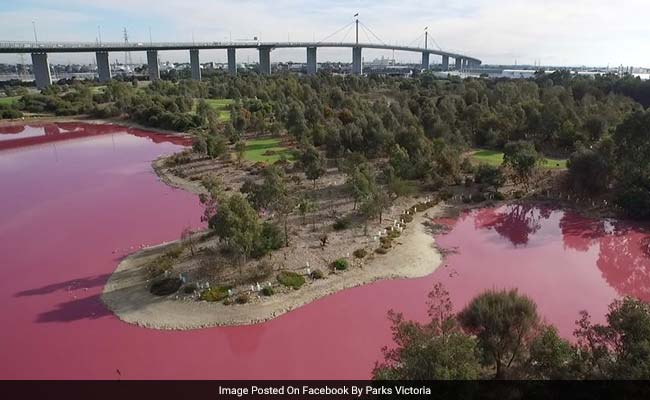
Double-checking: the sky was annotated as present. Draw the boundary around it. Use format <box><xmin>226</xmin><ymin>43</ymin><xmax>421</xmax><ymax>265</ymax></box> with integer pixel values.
<box><xmin>0</xmin><ymin>0</ymin><xmax>648</xmax><ymax>67</ymax></box>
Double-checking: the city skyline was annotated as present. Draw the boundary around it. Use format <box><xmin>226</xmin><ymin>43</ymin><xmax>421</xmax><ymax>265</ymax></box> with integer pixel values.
<box><xmin>0</xmin><ymin>0</ymin><xmax>648</xmax><ymax>67</ymax></box>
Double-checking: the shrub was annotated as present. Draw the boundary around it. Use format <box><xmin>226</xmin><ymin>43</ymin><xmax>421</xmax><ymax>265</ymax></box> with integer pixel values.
<box><xmin>236</xmin><ymin>293</ymin><xmax>250</xmax><ymax>304</ymax></box>
<box><xmin>332</xmin><ymin>259</ymin><xmax>349</xmax><ymax>271</ymax></box>
<box><xmin>146</xmin><ymin>255</ymin><xmax>174</xmax><ymax>278</ymax></box>
<box><xmin>353</xmin><ymin>248</ymin><xmax>367</xmax><ymax>258</ymax></box>
<box><xmin>616</xmin><ymin>184</ymin><xmax>650</xmax><ymax>220</ymax></box>
<box><xmin>251</xmin><ymin>260</ymin><xmax>274</xmax><ymax>282</ymax></box>
<box><xmin>474</xmin><ymin>164</ymin><xmax>505</xmax><ymax>188</ymax></box>
<box><xmin>261</xmin><ymin>286</ymin><xmax>274</xmax><ymax>296</ymax></box>
<box><xmin>473</xmin><ymin>193</ymin><xmax>487</xmax><ymax>203</ymax></box>
<box><xmin>439</xmin><ymin>190</ymin><xmax>453</xmax><ymax>201</ymax></box>
<box><xmin>165</xmin><ymin>243</ymin><xmax>184</xmax><ymax>259</ymax></box>
<box><xmin>200</xmin><ymin>286</ymin><xmax>231</xmax><ymax>302</ymax></box>
<box><xmin>492</xmin><ymin>191</ymin><xmax>506</xmax><ymax>201</ymax></box>
<box><xmin>150</xmin><ymin>278</ymin><xmax>182</xmax><ymax>296</ymax></box>
<box><xmin>277</xmin><ymin>271</ymin><xmax>306</xmax><ymax>290</ymax></box>
<box><xmin>310</xmin><ymin>269</ymin><xmax>325</xmax><ymax>279</ymax></box>
<box><xmin>182</xmin><ymin>283</ymin><xmax>197</xmax><ymax>294</ymax></box>
<box><xmin>402</xmin><ymin>214</ymin><xmax>414</xmax><ymax>223</ymax></box>
<box><xmin>333</xmin><ymin>216</ymin><xmax>352</xmax><ymax>230</ymax></box>
<box><xmin>375</xmin><ymin>247</ymin><xmax>388</xmax><ymax>254</ymax></box>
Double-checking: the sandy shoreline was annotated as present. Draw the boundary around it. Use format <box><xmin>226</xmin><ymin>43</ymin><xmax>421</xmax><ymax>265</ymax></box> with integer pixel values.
<box><xmin>10</xmin><ymin>116</ymin><xmax>445</xmax><ymax>329</ymax></box>
<box><xmin>101</xmin><ymin>209</ymin><xmax>445</xmax><ymax>330</ymax></box>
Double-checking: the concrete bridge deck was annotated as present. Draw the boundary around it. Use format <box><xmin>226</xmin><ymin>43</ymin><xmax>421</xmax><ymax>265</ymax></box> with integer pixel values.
<box><xmin>0</xmin><ymin>40</ymin><xmax>482</xmax><ymax>88</ymax></box>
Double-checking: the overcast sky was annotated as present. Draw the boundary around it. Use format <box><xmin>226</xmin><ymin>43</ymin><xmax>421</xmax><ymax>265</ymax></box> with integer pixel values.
<box><xmin>0</xmin><ymin>0</ymin><xmax>648</xmax><ymax>67</ymax></box>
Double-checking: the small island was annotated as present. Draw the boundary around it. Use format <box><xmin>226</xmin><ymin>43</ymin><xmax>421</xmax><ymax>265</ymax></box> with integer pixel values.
<box><xmin>102</xmin><ymin>138</ymin><xmax>447</xmax><ymax>329</ymax></box>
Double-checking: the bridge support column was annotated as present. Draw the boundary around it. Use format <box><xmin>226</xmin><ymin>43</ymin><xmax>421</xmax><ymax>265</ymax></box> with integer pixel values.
<box><xmin>258</xmin><ymin>47</ymin><xmax>271</xmax><ymax>75</ymax></box>
<box><xmin>462</xmin><ymin>59</ymin><xmax>468</xmax><ymax>69</ymax></box>
<box><xmin>96</xmin><ymin>51</ymin><xmax>111</xmax><ymax>83</ymax></box>
<box><xmin>455</xmin><ymin>57</ymin><xmax>462</xmax><ymax>70</ymax></box>
<box><xmin>306</xmin><ymin>47</ymin><xmax>317</xmax><ymax>75</ymax></box>
<box><xmin>442</xmin><ymin>55</ymin><xmax>449</xmax><ymax>71</ymax></box>
<box><xmin>352</xmin><ymin>47</ymin><xmax>363</xmax><ymax>75</ymax></box>
<box><xmin>147</xmin><ymin>50</ymin><xmax>160</xmax><ymax>81</ymax></box>
<box><xmin>227</xmin><ymin>48</ymin><xmax>237</xmax><ymax>75</ymax></box>
<box><xmin>190</xmin><ymin>49</ymin><xmax>201</xmax><ymax>80</ymax></box>
<box><xmin>421</xmin><ymin>52</ymin><xmax>430</xmax><ymax>70</ymax></box>
<box><xmin>31</xmin><ymin>53</ymin><xmax>51</xmax><ymax>89</ymax></box>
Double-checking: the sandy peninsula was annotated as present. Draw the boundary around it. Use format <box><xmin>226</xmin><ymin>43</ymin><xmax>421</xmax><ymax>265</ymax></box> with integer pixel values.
<box><xmin>102</xmin><ymin>208</ymin><xmax>445</xmax><ymax>330</ymax></box>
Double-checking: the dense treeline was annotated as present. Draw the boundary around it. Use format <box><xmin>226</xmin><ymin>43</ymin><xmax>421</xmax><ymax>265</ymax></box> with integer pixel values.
<box><xmin>3</xmin><ymin>71</ymin><xmax>650</xmax><ymax>217</ymax></box>
<box><xmin>374</xmin><ymin>283</ymin><xmax>650</xmax><ymax>380</ymax></box>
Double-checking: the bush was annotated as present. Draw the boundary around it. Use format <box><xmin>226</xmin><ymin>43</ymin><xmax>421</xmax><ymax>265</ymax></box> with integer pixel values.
<box><xmin>310</xmin><ymin>269</ymin><xmax>325</xmax><ymax>279</ymax></box>
<box><xmin>375</xmin><ymin>247</ymin><xmax>388</xmax><ymax>254</ymax></box>
<box><xmin>277</xmin><ymin>271</ymin><xmax>306</xmax><ymax>289</ymax></box>
<box><xmin>333</xmin><ymin>216</ymin><xmax>352</xmax><ymax>230</ymax></box>
<box><xmin>251</xmin><ymin>260</ymin><xmax>274</xmax><ymax>282</ymax></box>
<box><xmin>200</xmin><ymin>286</ymin><xmax>231</xmax><ymax>302</ymax></box>
<box><xmin>165</xmin><ymin>243</ymin><xmax>184</xmax><ymax>259</ymax></box>
<box><xmin>236</xmin><ymin>293</ymin><xmax>250</xmax><ymax>304</ymax></box>
<box><xmin>439</xmin><ymin>190</ymin><xmax>453</xmax><ymax>201</ymax></box>
<box><xmin>332</xmin><ymin>258</ymin><xmax>349</xmax><ymax>271</ymax></box>
<box><xmin>492</xmin><ymin>191</ymin><xmax>506</xmax><ymax>201</ymax></box>
<box><xmin>261</xmin><ymin>286</ymin><xmax>274</xmax><ymax>296</ymax></box>
<box><xmin>182</xmin><ymin>283</ymin><xmax>197</xmax><ymax>294</ymax></box>
<box><xmin>146</xmin><ymin>255</ymin><xmax>174</xmax><ymax>278</ymax></box>
<box><xmin>616</xmin><ymin>184</ymin><xmax>650</xmax><ymax>220</ymax></box>
<box><xmin>150</xmin><ymin>278</ymin><xmax>182</xmax><ymax>296</ymax></box>
<box><xmin>402</xmin><ymin>214</ymin><xmax>414</xmax><ymax>223</ymax></box>
<box><xmin>474</xmin><ymin>164</ymin><xmax>505</xmax><ymax>188</ymax></box>
<box><xmin>353</xmin><ymin>248</ymin><xmax>367</xmax><ymax>258</ymax></box>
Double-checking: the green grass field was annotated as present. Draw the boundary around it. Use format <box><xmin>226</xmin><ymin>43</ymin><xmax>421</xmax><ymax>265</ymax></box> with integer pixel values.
<box><xmin>470</xmin><ymin>149</ymin><xmax>567</xmax><ymax>170</ymax></box>
<box><xmin>243</xmin><ymin>137</ymin><xmax>294</xmax><ymax>164</ymax></box>
<box><xmin>205</xmin><ymin>98</ymin><xmax>233</xmax><ymax>122</ymax></box>
<box><xmin>0</xmin><ymin>96</ymin><xmax>21</xmax><ymax>106</ymax></box>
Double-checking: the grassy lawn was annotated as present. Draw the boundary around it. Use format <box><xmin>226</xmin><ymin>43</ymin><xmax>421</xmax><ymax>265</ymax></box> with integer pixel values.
<box><xmin>244</xmin><ymin>137</ymin><xmax>294</xmax><ymax>164</ymax></box>
<box><xmin>205</xmin><ymin>98</ymin><xmax>233</xmax><ymax>122</ymax></box>
<box><xmin>91</xmin><ymin>86</ymin><xmax>106</xmax><ymax>94</ymax></box>
<box><xmin>470</xmin><ymin>149</ymin><xmax>567</xmax><ymax>170</ymax></box>
<box><xmin>0</xmin><ymin>96</ymin><xmax>21</xmax><ymax>106</ymax></box>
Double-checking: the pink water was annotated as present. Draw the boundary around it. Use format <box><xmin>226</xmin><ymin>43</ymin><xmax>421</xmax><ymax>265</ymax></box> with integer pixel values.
<box><xmin>1</xmin><ymin>123</ymin><xmax>649</xmax><ymax>379</ymax></box>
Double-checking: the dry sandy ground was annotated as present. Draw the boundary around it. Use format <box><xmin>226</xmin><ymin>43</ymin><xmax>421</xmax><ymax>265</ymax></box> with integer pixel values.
<box><xmin>102</xmin><ymin>208</ymin><xmax>445</xmax><ymax>330</ymax></box>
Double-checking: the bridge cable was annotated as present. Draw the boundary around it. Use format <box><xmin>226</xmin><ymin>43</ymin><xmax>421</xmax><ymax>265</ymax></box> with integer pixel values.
<box><xmin>358</xmin><ymin>21</ymin><xmax>387</xmax><ymax>46</ymax></box>
<box><xmin>340</xmin><ymin>24</ymin><xmax>356</xmax><ymax>43</ymax></box>
<box><xmin>407</xmin><ymin>33</ymin><xmax>425</xmax><ymax>48</ymax></box>
<box><xmin>317</xmin><ymin>21</ymin><xmax>355</xmax><ymax>44</ymax></box>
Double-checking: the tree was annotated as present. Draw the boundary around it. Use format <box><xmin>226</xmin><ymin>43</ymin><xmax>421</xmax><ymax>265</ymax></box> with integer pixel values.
<box><xmin>234</xmin><ymin>141</ymin><xmax>246</xmax><ymax>164</ymax></box>
<box><xmin>474</xmin><ymin>163</ymin><xmax>506</xmax><ymax>189</ymax></box>
<box><xmin>502</xmin><ymin>140</ymin><xmax>540</xmax><ymax>189</ymax></box>
<box><xmin>206</xmin><ymin>134</ymin><xmax>227</xmax><ymax>159</ymax></box>
<box><xmin>458</xmin><ymin>289</ymin><xmax>540</xmax><ymax>379</ymax></box>
<box><xmin>567</xmin><ymin>146</ymin><xmax>611</xmax><ymax>194</ymax></box>
<box><xmin>209</xmin><ymin>194</ymin><xmax>261</xmax><ymax>267</ymax></box>
<box><xmin>347</xmin><ymin>165</ymin><xmax>372</xmax><ymax>210</ymax></box>
<box><xmin>575</xmin><ymin>297</ymin><xmax>650</xmax><ymax>379</ymax></box>
<box><xmin>301</xmin><ymin>145</ymin><xmax>326</xmax><ymax>188</ymax></box>
<box><xmin>373</xmin><ymin>284</ymin><xmax>482</xmax><ymax>380</ymax></box>
<box><xmin>297</xmin><ymin>195</ymin><xmax>317</xmax><ymax>228</ymax></box>
<box><xmin>527</xmin><ymin>325</ymin><xmax>576</xmax><ymax>379</ymax></box>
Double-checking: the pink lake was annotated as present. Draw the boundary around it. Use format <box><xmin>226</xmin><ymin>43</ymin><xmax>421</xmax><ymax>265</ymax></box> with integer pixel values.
<box><xmin>1</xmin><ymin>123</ymin><xmax>649</xmax><ymax>379</ymax></box>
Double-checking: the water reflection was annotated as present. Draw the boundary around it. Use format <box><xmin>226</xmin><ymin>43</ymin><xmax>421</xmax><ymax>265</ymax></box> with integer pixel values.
<box><xmin>474</xmin><ymin>203</ymin><xmax>552</xmax><ymax>246</ymax></box>
<box><xmin>466</xmin><ymin>204</ymin><xmax>650</xmax><ymax>301</ymax></box>
<box><xmin>0</xmin><ymin>123</ymin><xmax>189</xmax><ymax>150</ymax></box>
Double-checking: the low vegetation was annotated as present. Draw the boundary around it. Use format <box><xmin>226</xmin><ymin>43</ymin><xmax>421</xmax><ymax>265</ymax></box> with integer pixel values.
<box><xmin>277</xmin><ymin>271</ymin><xmax>306</xmax><ymax>290</ymax></box>
<box><xmin>374</xmin><ymin>283</ymin><xmax>650</xmax><ymax>380</ymax></box>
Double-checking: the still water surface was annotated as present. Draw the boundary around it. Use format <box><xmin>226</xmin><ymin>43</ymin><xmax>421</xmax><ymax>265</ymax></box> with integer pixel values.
<box><xmin>0</xmin><ymin>123</ymin><xmax>648</xmax><ymax>378</ymax></box>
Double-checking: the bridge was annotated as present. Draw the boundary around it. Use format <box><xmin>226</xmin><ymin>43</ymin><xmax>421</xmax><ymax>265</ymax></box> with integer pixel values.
<box><xmin>0</xmin><ymin>37</ymin><xmax>482</xmax><ymax>88</ymax></box>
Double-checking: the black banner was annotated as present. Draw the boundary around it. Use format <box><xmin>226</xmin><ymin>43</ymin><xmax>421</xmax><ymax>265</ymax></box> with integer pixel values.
<box><xmin>2</xmin><ymin>380</ymin><xmax>650</xmax><ymax>400</ymax></box>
